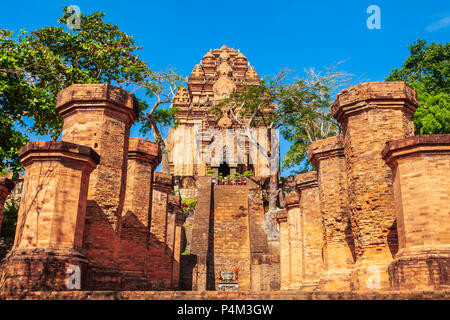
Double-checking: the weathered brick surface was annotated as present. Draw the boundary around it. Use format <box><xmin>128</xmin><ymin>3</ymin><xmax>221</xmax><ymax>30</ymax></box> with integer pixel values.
<box><xmin>57</xmin><ymin>84</ymin><xmax>139</xmax><ymax>289</ymax></box>
<box><xmin>284</xmin><ymin>193</ymin><xmax>302</xmax><ymax>289</ymax></box>
<box><xmin>147</xmin><ymin>172</ymin><xmax>173</xmax><ymax>289</ymax></box>
<box><xmin>0</xmin><ymin>178</ymin><xmax>15</xmax><ymax>235</ymax></box>
<box><xmin>165</xmin><ymin>194</ymin><xmax>182</xmax><ymax>288</ymax></box>
<box><xmin>308</xmin><ymin>136</ymin><xmax>354</xmax><ymax>290</ymax></box>
<box><xmin>276</xmin><ymin>209</ymin><xmax>289</xmax><ymax>290</ymax></box>
<box><xmin>179</xmin><ymin>254</ymin><xmax>197</xmax><ymax>290</ymax></box>
<box><xmin>3</xmin><ymin>289</ymin><xmax>448</xmax><ymax>300</ymax></box>
<box><xmin>332</xmin><ymin>81</ymin><xmax>417</xmax><ymax>289</ymax></box>
<box><xmin>212</xmin><ymin>185</ymin><xmax>251</xmax><ymax>291</ymax></box>
<box><xmin>190</xmin><ymin>177</ymin><xmax>212</xmax><ymax>291</ymax></box>
<box><xmin>120</xmin><ymin>138</ymin><xmax>160</xmax><ymax>289</ymax></box>
<box><xmin>383</xmin><ymin>134</ymin><xmax>450</xmax><ymax>290</ymax></box>
<box><xmin>172</xmin><ymin>209</ymin><xmax>185</xmax><ymax>288</ymax></box>
<box><xmin>3</xmin><ymin>80</ymin><xmax>448</xmax><ymax>295</ymax></box>
<box><xmin>247</xmin><ymin>179</ymin><xmax>280</xmax><ymax>291</ymax></box>
<box><xmin>0</xmin><ymin>141</ymin><xmax>99</xmax><ymax>292</ymax></box>
<box><xmin>250</xmin><ymin>258</ymin><xmax>280</xmax><ymax>291</ymax></box>
<box><xmin>295</xmin><ymin>171</ymin><xmax>324</xmax><ymax>289</ymax></box>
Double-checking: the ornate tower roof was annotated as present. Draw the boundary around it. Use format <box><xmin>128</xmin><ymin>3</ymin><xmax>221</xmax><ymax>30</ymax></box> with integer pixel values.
<box><xmin>173</xmin><ymin>46</ymin><xmax>260</xmax><ymax>126</ymax></box>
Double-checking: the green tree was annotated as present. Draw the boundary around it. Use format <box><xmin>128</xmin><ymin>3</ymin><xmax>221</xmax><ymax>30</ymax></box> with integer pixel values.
<box><xmin>0</xmin><ymin>8</ymin><xmax>184</xmax><ymax>172</ymax></box>
<box><xmin>386</xmin><ymin>39</ymin><xmax>450</xmax><ymax>134</ymax></box>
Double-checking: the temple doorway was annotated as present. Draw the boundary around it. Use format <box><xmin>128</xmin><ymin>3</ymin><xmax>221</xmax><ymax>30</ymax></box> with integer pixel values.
<box><xmin>219</xmin><ymin>162</ymin><xmax>230</xmax><ymax>177</ymax></box>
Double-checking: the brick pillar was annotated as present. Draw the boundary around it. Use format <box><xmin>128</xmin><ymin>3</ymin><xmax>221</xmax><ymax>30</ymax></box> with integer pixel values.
<box><xmin>332</xmin><ymin>81</ymin><xmax>417</xmax><ymax>289</ymax></box>
<box><xmin>120</xmin><ymin>138</ymin><xmax>161</xmax><ymax>289</ymax></box>
<box><xmin>0</xmin><ymin>141</ymin><xmax>99</xmax><ymax>292</ymax></box>
<box><xmin>165</xmin><ymin>194</ymin><xmax>180</xmax><ymax>288</ymax></box>
<box><xmin>383</xmin><ymin>135</ymin><xmax>450</xmax><ymax>290</ymax></box>
<box><xmin>0</xmin><ymin>178</ymin><xmax>15</xmax><ymax>235</ymax></box>
<box><xmin>56</xmin><ymin>84</ymin><xmax>138</xmax><ymax>289</ymax></box>
<box><xmin>171</xmin><ymin>196</ymin><xmax>185</xmax><ymax>288</ymax></box>
<box><xmin>276</xmin><ymin>209</ymin><xmax>289</xmax><ymax>290</ymax></box>
<box><xmin>308</xmin><ymin>136</ymin><xmax>355</xmax><ymax>290</ymax></box>
<box><xmin>284</xmin><ymin>192</ymin><xmax>303</xmax><ymax>289</ymax></box>
<box><xmin>295</xmin><ymin>171</ymin><xmax>324</xmax><ymax>290</ymax></box>
<box><xmin>147</xmin><ymin>172</ymin><xmax>173</xmax><ymax>289</ymax></box>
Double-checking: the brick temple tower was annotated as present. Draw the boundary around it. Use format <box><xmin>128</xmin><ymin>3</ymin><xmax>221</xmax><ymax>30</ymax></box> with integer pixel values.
<box><xmin>169</xmin><ymin>46</ymin><xmax>281</xmax><ymax>291</ymax></box>
<box><xmin>166</xmin><ymin>45</ymin><xmax>273</xmax><ymax>189</ymax></box>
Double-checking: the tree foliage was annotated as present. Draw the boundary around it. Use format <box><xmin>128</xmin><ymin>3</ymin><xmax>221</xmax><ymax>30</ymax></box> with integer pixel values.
<box><xmin>386</xmin><ymin>39</ymin><xmax>450</xmax><ymax>134</ymax></box>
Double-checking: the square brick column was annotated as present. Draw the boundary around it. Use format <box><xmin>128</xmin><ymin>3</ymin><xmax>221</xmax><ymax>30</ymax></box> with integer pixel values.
<box><xmin>383</xmin><ymin>134</ymin><xmax>450</xmax><ymax>290</ymax></box>
<box><xmin>147</xmin><ymin>172</ymin><xmax>173</xmax><ymax>289</ymax></box>
<box><xmin>295</xmin><ymin>171</ymin><xmax>324</xmax><ymax>290</ymax></box>
<box><xmin>171</xmin><ymin>196</ymin><xmax>185</xmax><ymax>288</ymax></box>
<box><xmin>165</xmin><ymin>194</ymin><xmax>179</xmax><ymax>288</ymax></box>
<box><xmin>276</xmin><ymin>209</ymin><xmax>289</xmax><ymax>290</ymax></box>
<box><xmin>120</xmin><ymin>138</ymin><xmax>161</xmax><ymax>289</ymax></box>
<box><xmin>0</xmin><ymin>141</ymin><xmax>99</xmax><ymax>293</ymax></box>
<box><xmin>332</xmin><ymin>81</ymin><xmax>418</xmax><ymax>290</ymax></box>
<box><xmin>56</xmin><ymin>84</ymin><xmax>138</xmax><ymax>290</ymax></box>
<box><xmin>0</xmin><ymin>178</ymin><xmax>15</xmax><ymax>235</ymax></box>
<box><xmin>284</xmin><ymin>192</ymin><xmax>303</xmax><ymax>289</ymax></box>
<box><xmin>308</xmin><ymin>136</ymin><xmax>355</xmax><ymax>290</ymax></box>
<box><xmin>190</xmin><ymin>176</ymin><xmax>212</xmax><ymax>291</ymax></box>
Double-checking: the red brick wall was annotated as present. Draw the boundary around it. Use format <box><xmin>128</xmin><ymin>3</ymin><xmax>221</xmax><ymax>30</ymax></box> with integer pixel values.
<box><xmin>0</xmin><ymin>141</ymin><xmax>98</xmax><ymax>292</ymax></box>
<box><xmin>189</xmin><ymin>177</ymin><xmax>212</xmax><ymax>291</ymax></box>
<box><xmin>147</xmin><ymin>172</ymin><xmax>173</xmax><ymax>289</ymax></box>
<box><xmin>308</xmin><ymin>136</ymin><xmax>354</xmax><ymax>290</ymax></box>
<box><xmin>383</xmin><ymin>134</ymin><xmax>450</xmax><ymax>290</ymax></box>
<box><xmin>284</xmin><ymin>193</ymin><xmax>302</xmax><ymax>290</ymax></box>
<box><xmin>295</xmin><ymin>172</ymin><xmax>324</xmax><ymax>288</ymax></box>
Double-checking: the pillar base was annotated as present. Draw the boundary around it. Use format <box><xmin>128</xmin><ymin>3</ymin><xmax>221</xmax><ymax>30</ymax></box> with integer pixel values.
<box><xmin>388</xmin><ymin>248</ymin><xmax>450</xmax><ymax>291</ymax></box>
<box><xmin>318</xmin><ymin>268</ymin><xmax>354</xmax><ymax>291</ymax></box>
<box><xmin>0</xmin><ymin>248</ymin><xmax>88</xmax><ymax>295</ymax></box>
<box><xmin>349</xmin><ymin>262</ymin><xmax>391</xmax><ymax>291</ymax></box>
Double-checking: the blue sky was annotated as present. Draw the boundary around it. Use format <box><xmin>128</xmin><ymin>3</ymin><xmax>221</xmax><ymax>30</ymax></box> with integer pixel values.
<box><xmin>1</xmin><ymin>1</ymin><xmax>449</xmax><ymax>174</ymax></box>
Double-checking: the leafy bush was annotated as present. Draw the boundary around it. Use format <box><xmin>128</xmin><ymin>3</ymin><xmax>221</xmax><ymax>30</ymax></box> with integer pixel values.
<box><xmin>1</xmin><ymin>199</ymin><xmax>19</xmax><ymax>241</ymax></box>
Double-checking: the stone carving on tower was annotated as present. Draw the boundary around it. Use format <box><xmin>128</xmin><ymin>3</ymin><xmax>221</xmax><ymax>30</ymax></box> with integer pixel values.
<box><xmin>166</xmin><ymin>46</ymin><xmax>272</xmax><ymax>179</ymax></box>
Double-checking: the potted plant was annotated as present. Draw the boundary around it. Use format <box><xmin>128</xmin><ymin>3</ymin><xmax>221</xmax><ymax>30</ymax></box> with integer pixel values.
<box><xmin>233</xmin><ymin>172</ymin><xmax>241</xmax><ymax>185</ymax></box>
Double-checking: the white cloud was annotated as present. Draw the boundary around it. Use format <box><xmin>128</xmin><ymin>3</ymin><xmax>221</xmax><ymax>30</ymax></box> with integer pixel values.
<box><xmin>426</xmin><ymin>15</ymin><xmax>450</xmax><ymax>32</ymax></box>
